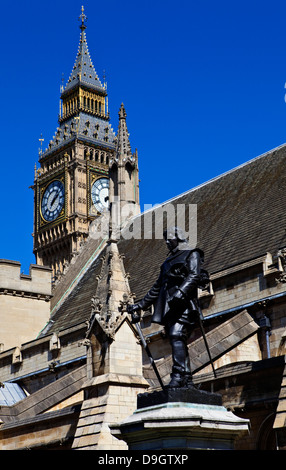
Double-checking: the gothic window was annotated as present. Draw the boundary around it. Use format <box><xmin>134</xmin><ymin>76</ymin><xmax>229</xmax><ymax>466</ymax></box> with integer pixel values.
<box><xmin>125</xmin><ymin>161</ymin><xmax>133</xmax><ymax>180</ymax></box>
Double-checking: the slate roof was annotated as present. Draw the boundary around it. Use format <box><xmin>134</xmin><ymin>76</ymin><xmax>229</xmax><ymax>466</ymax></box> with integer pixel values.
<box><xmin>41</xmin><ymin>112</ymin><xmax>116</xmax><ymax>157</ymax></box>
<box><xmin>120</xmin><ymin>142</ymin><xmax>286</xmax><ymax>298</ymax></box>
<box><xmin>46</xmin><ymin>143</ymin><xmax>286</xmax><ymax>335</ymax></box>
<box><xmin>47</xmin><ymin>238</ymin><xmax>106</xmax><ymax>333</ymax></box>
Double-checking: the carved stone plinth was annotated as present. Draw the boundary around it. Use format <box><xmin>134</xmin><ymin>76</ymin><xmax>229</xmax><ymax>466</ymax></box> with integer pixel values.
<box><xmin>110</xmin><ymin>388</ymin><xmax>249</xmax><ymax>450</ymax></box>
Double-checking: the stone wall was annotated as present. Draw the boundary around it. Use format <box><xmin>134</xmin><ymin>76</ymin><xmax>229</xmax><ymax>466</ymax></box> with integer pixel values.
<box><xmin>0</xmin><ymin>260</ymin><xmax>52</xmax><ymax>351</ymax></box>
<box><xmin>0</xmin><ymin>324</ymin><xmax>86</xmax><ymax>388</ymax></box>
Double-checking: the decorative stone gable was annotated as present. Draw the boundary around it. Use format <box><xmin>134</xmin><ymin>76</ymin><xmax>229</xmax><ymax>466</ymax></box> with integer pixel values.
<box><xmin>72</xmin><ymin>235</ymin><xmax>149</xmax><ymax>449</ymax></box>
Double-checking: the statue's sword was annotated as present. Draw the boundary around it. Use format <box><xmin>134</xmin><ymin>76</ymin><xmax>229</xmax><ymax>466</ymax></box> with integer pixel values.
<box><xmin>134</xmin><ymin>321</ymin><xmax>166</xmax><ymax>390</ymax></box>
<box><xmin>197</xmin><ymin>312</ymin><xmax>217</xmax><ymax>379</ymax></box>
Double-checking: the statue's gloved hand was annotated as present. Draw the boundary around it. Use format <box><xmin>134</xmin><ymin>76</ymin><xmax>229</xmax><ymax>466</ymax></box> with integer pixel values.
<box><xmin>127</xmin><ymin>303</ymin><xmax>141</xmax><ymax>313</ymax></box>
<box><xmin>127</xmin><ymin>303</ymin><xmax>141</xmax><ymax>323</ymax></box>
<box><xmin>168</xmin><ymin>289</ymin><xmax>186</xmax><ymax>309</ymax></box>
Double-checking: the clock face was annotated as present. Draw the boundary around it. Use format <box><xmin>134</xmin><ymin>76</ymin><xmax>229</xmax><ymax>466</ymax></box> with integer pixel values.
<box><xmin>91</xmin><ymin>177</ymin><xmax>109</xmax><ymax>212</ymax></box>
<box><xmin>41</xmin><ymin>180</ymin><xmax>65</xmax><ymax>222</ymax></box>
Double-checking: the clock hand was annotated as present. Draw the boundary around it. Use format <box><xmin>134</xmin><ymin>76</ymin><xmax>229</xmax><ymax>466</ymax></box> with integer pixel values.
<box><xmin>51</xmin><ymin>191</ymin><xmax>59</xmax><ymax>207</ymax></box>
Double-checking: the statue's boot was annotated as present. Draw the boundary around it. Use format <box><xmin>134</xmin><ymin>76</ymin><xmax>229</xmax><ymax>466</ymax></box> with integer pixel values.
<box><xmin>167</xmin><ymin>337</ymin><xmax>196</xmax><ymax>388</ymax></box>
<box><xmin>167</xmin><ymin>372</ymin><xmax>185</xmax><ymax>388</ymax></box>
<box><xmin>184</xmin><ymin>372</ymin><xmax>196</xmax><ymax>388</ymax></box>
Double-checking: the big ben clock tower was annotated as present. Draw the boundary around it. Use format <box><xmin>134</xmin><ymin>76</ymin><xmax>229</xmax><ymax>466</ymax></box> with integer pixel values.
<box><xmin>33</xmin><ymin>8</ymin><xmax>118</xmax><ymax>277</ymax></box>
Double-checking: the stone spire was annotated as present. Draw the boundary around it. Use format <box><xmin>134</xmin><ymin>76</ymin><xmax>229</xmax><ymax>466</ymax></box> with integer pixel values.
<box><xmin>72</xmin><ymin>227</ymin><xmax>149</xmax><ymax>450</ymax></box>
<box><xmin>109</xmin><ymin>104</ymin><xmax>140</xmax><ymax>221</ymax></box>
<box><xmin>64</xmin><ymin>6</ymin><xmax>106</xmax><ymax>94</ymax></box>
<box><xmin>86</xmin><ymin>235</ymin><xmax>134</xmax><ymax>342</ymax></box>
<box><xmin>116</xmin><ymin>103</ymin><xmax>133</xmax><ymax>159</ymax></box>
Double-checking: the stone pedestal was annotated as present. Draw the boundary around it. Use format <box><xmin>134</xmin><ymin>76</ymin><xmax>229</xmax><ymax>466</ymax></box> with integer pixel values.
<box><xmin>110</xmin><ymin>388</ymin><xmax>249</xmax><ymax>450</ymax></box>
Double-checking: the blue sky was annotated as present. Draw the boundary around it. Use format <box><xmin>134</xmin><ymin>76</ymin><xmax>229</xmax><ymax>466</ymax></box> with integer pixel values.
<box><xmin>1</xmin><ymin>0</ymin><xmax>286</xmax><ymax>273</ymax></box>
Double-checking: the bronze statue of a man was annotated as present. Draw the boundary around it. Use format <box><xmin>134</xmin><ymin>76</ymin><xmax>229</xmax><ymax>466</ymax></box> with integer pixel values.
<box><xmin>128</xmin><ymin>227</ymin><xmax>206</xmax><ymax>388</ymax></box>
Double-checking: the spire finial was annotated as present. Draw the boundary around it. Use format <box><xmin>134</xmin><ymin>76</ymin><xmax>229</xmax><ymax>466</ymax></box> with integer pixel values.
<box><xmin>79</xmin><ymin>5</ymin><xmax>87</xmax><ymax>30</ymax></box>
<box><xmin>39</xmin><ymin>133</ymin><xmax>44</xmax><ymax>156</ymax></box>
<box><xmin>119</xmin><ymin>103</ymin><xmax>127</xmax><ymax>119</ymax></box>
